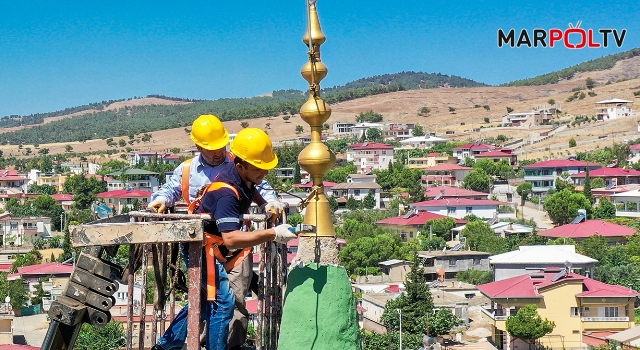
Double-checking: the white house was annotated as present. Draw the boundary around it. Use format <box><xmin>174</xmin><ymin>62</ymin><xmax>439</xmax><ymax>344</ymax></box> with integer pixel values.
<box><xmin>410</xmin><ymin>198</ymin><xmax>511</xmax><ymax>220</ymax></box>
<box><xmin>114</xmin><ymin>282</ymin><xmax>143</xmax><ymax>306</ymax></box>
<box><xmin>523</xmin><ymin>159</ymin><xmax>601</xmax><ymax>194</ymax></box>
<box><xmin>398</xmin><ymin>135</ymin><xmax>448</xmax><ymax>149</ymax></box>
<box><xmin>129</xmin><ymin>152</ymin><xmax>180</xmax><ymax>166</ymax></box>
<box><xmin>332</xmin><ymin>121</ymin><xmax>356</xmax><ymax>135</ymax></box>
<box><xmin>421</xmin><ymin>164</ymin><xmax>474</xmax><ymax>187</ymax></box>
<box><xmin>331</xmin><ymin>182</ymin><xmax>382</xmax><ymax>209</ymax></box>
<box><xmin>489</xmin><ymin>245</ymin><xmax>597</xmax><ymax>281</ymax></box>
<box><xmin>346</xmin><ymin>142</ymin><xmax>394</xmax><ymax>174</ymax></box>
<box><xmin>611</xmin><ymin>189</ymin><xmax>640</xmax><ymax>218</ymax></box>
<box><xmin>407</xmin><ymin>152</ymin><xmax>458</xmax><ymax>170</ymax></box>
<box><xmin>352</xmin><ymin>123</ymin><xmax>384</xmax><ymax>139</ymax></box>
<box><xmin>595</xmin><ymin>98</ymin><xmax>633</xmax><ymax>120</ymax></box>
<box><xmin>60</xmin><ymin>162</ymin><xmax>102</xmax><ymax>175</ymax></box>
<box><xmin>0</xmin><ymin>212</ymin><xmax>52</xmax><ymax>246</ymax></box>
<box><xmin>382</xmin><ymin>123</ymin><xmax>414</xmax><ymax>141</ymax></box>
<box><xmin>501</xmin><ymin>110</ymin><xmax>552</xmax><ymax>127</ymax></box>
<box><xmin>97</xmin><ymin>189</ymin><xmax>153</xmax><ymax>213</ymax></box>
<box><xmin>106</xmin><ymin>169</ymin><xmax>161</xmax><ymax>193</ymax></box>
<box><xmin>451</xmin><ymin>143</ymin><xmax>493</xmax><ymax>163</ymax></box>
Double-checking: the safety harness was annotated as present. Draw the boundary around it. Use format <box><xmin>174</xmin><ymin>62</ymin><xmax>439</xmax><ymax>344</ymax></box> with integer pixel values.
<box><xmin>188</xmin><ymin>181</ymin><xmax>253</xmax><ymax>301</ymax></box>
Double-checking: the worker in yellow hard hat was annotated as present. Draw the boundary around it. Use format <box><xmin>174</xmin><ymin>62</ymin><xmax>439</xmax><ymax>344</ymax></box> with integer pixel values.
<box><xmin>154</xmin><ymin>128</ymin><xmax>296</xmax><ymax>350</ymax></box>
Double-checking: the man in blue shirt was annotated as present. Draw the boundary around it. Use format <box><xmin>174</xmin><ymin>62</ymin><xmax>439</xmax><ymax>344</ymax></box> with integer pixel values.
<box><xmin>149</xmin><ymin>115</ymin><xmax>284</xmax><ymax>349</ymax></box>
<box><xmin>153</xmin><ymin>128</ymin><xmax>296</xmax><ymax>350</ymax></box>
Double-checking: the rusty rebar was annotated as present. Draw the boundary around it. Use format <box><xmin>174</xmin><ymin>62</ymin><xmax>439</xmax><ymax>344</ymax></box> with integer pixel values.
<box><xmin>139</xmin><ymin>244</ymin><xmax>148</xmax><ymax>350</ymax></box>
<box><xmin>186</xmin><ymin>241</ymin><xmax>202</xmax><ymax>350</ymax></box>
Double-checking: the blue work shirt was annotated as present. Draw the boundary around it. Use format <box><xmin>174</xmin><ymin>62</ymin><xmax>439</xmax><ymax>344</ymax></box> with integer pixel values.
<box><xmin>151</xmin><ymin>153</ymin><xmax>277</xmax><ymax>206</ymax></box>
<box><xmin>198</xmin><ymin>162</ymin><xmax>255</xmax><ymax>235</ymax></box>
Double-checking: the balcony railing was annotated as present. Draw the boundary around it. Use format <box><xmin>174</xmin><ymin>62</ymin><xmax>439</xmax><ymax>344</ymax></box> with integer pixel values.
<box><xmin>581</xmin><ymin>316</ymin><xmax>629</xmax><ymax>322</ymax></box>
<box><xmin>480</xmin><ymin>307</ymin><xmax>508</xmax><ymax>321</ymax></box>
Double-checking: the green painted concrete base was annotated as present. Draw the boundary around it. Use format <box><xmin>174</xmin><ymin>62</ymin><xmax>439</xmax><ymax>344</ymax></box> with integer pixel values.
<box><xmin>278</xmin><ymin>263</ymin><xmax>361</xmax><ymax>350</ymax></box>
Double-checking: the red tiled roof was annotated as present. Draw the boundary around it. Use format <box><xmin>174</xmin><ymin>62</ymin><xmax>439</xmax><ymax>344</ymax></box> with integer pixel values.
<box><xmin>571</xmin><ymin>167</ymin><xmax>640</xmax><ymax>178</ymax></box>
<box><xmin>386</xmin><ymin>285</ymin><xmax>400</xmax><ymax>293</ymax></box>
<box><xmin>51</xmin><ymin>193</ymin><xmax>74</xmax><ymax>201</ymax></box>
<box><xmin>7</xmin><ymin>262</ymin><xmax>74</xmax><ymax>280</ymax></box>
<box><xmin>98</xmin><ymin>189</ymin><xmax>154</xmax><ymax>198</ymax></box>
<box><xmin>630</xmin><ymin>144</ymin><xmax>640</xmax><ymax>150</ymax></box>
<box><xmin>0</xmin><ymin>169</ymin><xmax>28</xmax><ymax>181</ymax></box>
<box><xmin>294</xmin><ymin>181</ymin><xmax>337</xmax><ymax>188</ymax></box>
<box><xmin>524</xmin><ymin>159</ymin><xmax>601</xmax><ymax>169</ymax></box>
<box><xmin>411</xmin><ymin>198</ymin><xmax>506</xmax><ymax>207</ymax></box>
<box><xmin>428</xmin><ymin>152</ymin><xmax>440</xmax><ymax>157</ymax></box>
<box><xmin>424</xmin><ymin>186</ymin><xmax>488</xmax><ymax>198</ymax></box>
<box><xmin>478</xmin><ymin>269</ymin><xmax>639</xmax><ymax>299</ymax></box>
<box><xmin>538</xmin><ymin>220</ymin><xmax>636</xmax><ymax>238</ymax></box>
<box><xmin>350</xmin><ymin>142</ymin><xmax>394</xmax><ymax>150</ymax></box>
<box><xmin>422</xmin><ymin>164</ymin><xmax>473</xmax><ymax>171</ymax></box>
<box><xmin>474</xmin><ymin>150</ymin><xmax>515</xmax><ymax>158</ymax></box>
<box><xmin>377</xmin><ymin>210</ymin><xmax>467</xmax><ymax>226</ymax></box>
<box><xmin>84</xmin><ymin>174</ymin><xmax>114</xmax><ymax>181</ymax></box>
<box><xmin>0</xmin><ymin>263</ymin><xmax>12</xmax><ymax>272</ymax></box>
<box><xmin>452</xmin><ymin>143</ymin><xmax>493</xmax><ymax>150</ymax></box>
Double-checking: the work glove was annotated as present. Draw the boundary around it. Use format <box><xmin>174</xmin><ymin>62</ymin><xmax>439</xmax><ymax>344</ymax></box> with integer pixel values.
<box><xmin>273</xmin><ymin>224</ymin><xmax>296</xmax><ymax>244</ymax></box>
<box><xmin>147</xmin><ymin>196</ymin><xmax>168</xmax><ymax>213</ymax></box>
<box><xmin>261</xmin><ymin>200</ymin><xmax>285</xmax><ymax>217</ymax></box>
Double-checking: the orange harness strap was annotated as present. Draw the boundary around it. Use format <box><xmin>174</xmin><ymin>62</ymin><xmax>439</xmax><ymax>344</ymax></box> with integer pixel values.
<box><xmin>180</xmin><ymin>158</ymin><xmax>194</xmax><ymax>206</ymax></box>
<box><xmin>190</xmin><ymin>181</ymin><xmax>252</xmax><ymax>301</ymax></box>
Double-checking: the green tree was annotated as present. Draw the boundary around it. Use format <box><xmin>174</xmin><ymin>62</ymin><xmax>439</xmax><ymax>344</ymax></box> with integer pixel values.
<box><xmin>455</xmin><ymin>269</ymin><xmax>493</xmax><ymax>285</ymax></box>
<box><xmin>356</xmin><ymin>110</ymin><xmax>383</xmax><ymax>123</ymax></box>
<box><xmin>586</xmin><ymin>77</ymin><xmax>596</xmax><ymax>90</ymax></box>
<box><xmin>365</xmin><ymin>128</ymin><xmax>383</xmax><ymax>142</ymax></box>
<box><xmin>517</xmin><ymin>182</ymin><xmax>533</xmax><ymax>205</ymax></box>
<box><xmin>65</xmin><ymin>144</ymin><xmax>73</xmax><ymax>152</ymax></box>
<box><xmin>362</xmin><ymin>192</ymin><xmax>376</xmax><ymax>209</ymax></box>
<box><xmin>463</xmin><ymin>169</ymin><xmax>493</xmax><ymax>192</ymax></box>
<box><xmin>421</xmin><ymin>237</ymin><xmax>447</xmax><ymax>250</ymax></box>
<box><xmin>583</xmin><ymin>166</ymin><xmax>593</xmax><ymax>204</ymax></box>
<box><xmin>28</xmin><ymin>183</ymin><xmax>58</xmax><ymax>195</ymax></box>
<box><xmin>591</xmin><ymin>177</ymin><xmax>607</xmax><ymax>189</ymax></box>
<box><xmin>339</xmin><ymin>233</ymin><xmax>405</xmax><ymax>276</ymax></box>
<box><xmin>328</xmin><ymin>195</ymin><xmax>338</xmax><ymax>213</ymax></box>
<box><xmin>241</xmin><ymin>121</ymin><xmax>250</xmax><ymax>128</ymax></box>
<box><xmin>287</xmin><ymin>213</ymin><xmax>304</xmax><ymax>227</ymax></box>
<box><xmin>430</xmin><ymin>308</ymin><xmax>462</xmax><ymax>336</ymax></box>
<box><xmin>579</xmin><ymin>234</ymin><xmax>610</xmax><ymax>262</ymax></box>
<box><xmin>0</xmin><ymin>274</ymin><xmax>30</xmax><ymax>310</ymax></box>
<box><xmin>75</xmin><ymin>321</ymin><xmax>126</xmax><ymax>350</ymax></box>
<box><xmin>295</xmin><ymin>125</ymin><xmax>304</xmax><ymax>134</ymax></box>
<box><xmin>461</xmin><ymin>221</ymin><xmax>509</xmax><ymax>255</ymax></box>
<box><xmin>507</xmin><ymin>106</ymin><xmax>514</xmax><ymax>113</ymax></box>
<box><xmin>64</xmin><ymin>174</ymin><xmax>107</xmax><ymax>210</ymax></box>
<box><xmin>282</xmin><ymin>115</ymin><xmax>291</xmax><ymax>122</ymax></box>
<box><xmin>423</xmin><ymin>217</ymin><xmax>457</xmax><ymax>240</ymax></box>
<box><xmin>58</xmin><ymin>228</ymin><xmax>74</xmax><ymax>262</ymax></box>
<box><xmin>346</xmin><ymin>195</ymin><xmax>359</xmax><ymax>210</ymax></box>
<box><xmin>593</xmin><ymin>197</ymin><xmax>616</xmax><ymax>219</ymax></box>
<box><xmin>474</xmin><ymin>158</ymin><xmax>498</xmax><ymax>176</ymax></box>
<box><xmin>506</xmin><ymin>304</ymin><xmax>555</xmax><ymax>350</ymax></box>
<box><xmin>293</xmin><ymin>163</ymin><xmax>301</xmax><ymax>184</ymax></box>
<box><xmin>412</xmin><ymin>124</ymin><xmax>425</xmax><ymax>137</ymax></box>
<box><xmin>569</xmin><ymin>137</ymin><xmax>577</xmax><ymax>148</ymax></box>
<box><xmin>496</xmin><ymin>134</ymin><xmax>508</xmax><ymax>143</ymax></box>
<box><xmin>419</xmin><ymin>106</ymin><xmax>431</xmax><ymax>116</ymax></box>
<box><xmin>547</xmin><ymin>99</ymin><xmax>555</xmax><ymax>105</ymax></box>
<box><xmin>496</xmin><ymin>159</ymin><xmax>515</xmax><ymax>180</ymax></box>
<box><xmin>543</xmin><ymin>189</ymin><xmax>592</xmax><ymax>225</ymax></box>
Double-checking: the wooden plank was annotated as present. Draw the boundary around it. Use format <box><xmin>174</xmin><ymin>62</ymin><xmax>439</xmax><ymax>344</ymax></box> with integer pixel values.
<box><xmin>71</xmin><ymin>220</ymin><xmax>204</xmax><ymax>247</ymax></box>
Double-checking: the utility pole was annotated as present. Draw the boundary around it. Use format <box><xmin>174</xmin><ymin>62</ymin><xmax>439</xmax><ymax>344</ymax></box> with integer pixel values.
<box><xmin>396</xmin><ymin>308</ymin><xmax>402</xmax><ymax>350</ymax></box>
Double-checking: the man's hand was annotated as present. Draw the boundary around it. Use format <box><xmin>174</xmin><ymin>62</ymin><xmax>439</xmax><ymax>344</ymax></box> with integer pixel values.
<box><xmin>273</xmin><ymin>224</ymin><xmax>296</xmax><ymax>244</ymax></box>
<box><xmin>147</xmin><ymin>196</ymin><xmax>168</xmax><ymax>213</ymax></box>
<box><xmin>261</xmin><ymin>201</ymin><xmax>285</xmax><ymax>217</ymax></box>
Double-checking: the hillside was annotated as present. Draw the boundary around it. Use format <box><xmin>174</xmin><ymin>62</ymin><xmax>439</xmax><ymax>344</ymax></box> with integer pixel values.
<box><xmin>0</xmin><ymin>52</ymin><xmax>638</xmax><ymax>165</ymax></box>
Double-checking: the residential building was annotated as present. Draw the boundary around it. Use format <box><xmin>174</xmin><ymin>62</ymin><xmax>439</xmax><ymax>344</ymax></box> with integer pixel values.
<box><xmin>7</xmin><ymin>263</ymin><xmax>73</xmax><ymax>300</ymax></box>
<box><xmin>60</xmin><ymin>162</ymin><xmax>102</xmax><ymax>175</ymax></box>
<box><xmin>398</xmin><ymin>135</ymin><xmax>447</xmax><ymax>149</ymax></box>
<box><xmin>129</xmin><ymin>151</ymin><xmax>180</xmax><ymax>166</ymax></box>
<box><xmin>523</xmin><ymin>159</ymin><xmax>601</xmax><ymax>194</ymax></box>
<box><xmin>378</xmin><ymin>259</ymin><xmax>411</xmax><ymax>283</ymax></box>
<box><xmin>410</xmin><ymin>198</ymin><xmax>511</xmax><ymax>220</ymax></box>
<box><xmin>473</xmin><ymin>149</ymin><xmax>518</xmax><ymax>165</ymax></box>
<box><xmin>377</xmin><ymin>210</ymin><xmax>466</xmax><ymax>241</ymax></box>
<box><xmin>0</xmin><ymin>170</ymin><xmax>29</xmax><ymax>192</ymax></box>
<box><xmin>382</xmin><ymin>123</ymin><xmax>414</xmax><ymax>140</ymax></box>
<box><xmin>489</xmin><ymin>245</ymin><xmax>597</xmax><ymax>281</ymax></box>
<box><xmin>347</xmin><ymin>174</ymin><xmax>377</xmax><ymax>183</ymax></box>
<box><xmin>501</xmin><ymin>110</ymin><xmax>553</xmax><ymax>127</ymax></box>
<box><xmin>611</xmin><ymin>189</ymin><xmax>640</xmax><ymax>218</ymax></box>
<box><xmin>629</xmin><ymin>144</ymin><xmax>640</xmax><ymax>164</ymax></box>
<box><xmin>33</xmin><ymin>173</ymin><xmax>68</xmax><ymax>193</ymax></box>
<box><xmin>451</xmin><ymin>221</ymin><xmax>535</xmax><ymax>240</ymax></box>
<box><xmin>114</xmin><ymin>283</ymin><xmax>143</xmax><ymax>306</ymax></box>
<box><xmin>332</xmin><ymin>121</ymin><xmax>356</xmax><ymax>135</ymax></box>
<box><xmin>595</xmin><ymin>98</ymin><xmax>633</xmax><ymax>120</ymax></box>
<box><xmin>538</xmin><ymin>219</ymin><xmax>636</xmax><ymax>244</ymax></box>
<box><xmin>452</xmin><ymin>143</ymin><xmax>493</xmax><ymax>163</ymax></box>
<box><xmin>273</xmin><ymin>167</ymin><xmax>309</xmax><ymax>182</ymax></box>
<box><xmin>359</xmin><ymin>293</ymin><xmax>397</xmax><ymax>333</ymax></box>
<box><xmin>293</xmin><ymin>181</ymin><xmax>337</xmax><ymax>197</ymax></box>
<box><xmin>478</xmin><ymin>268</ymin><xmax>638</xmax><ymax>350</ymax></box>
<box><xmin>572</xmin><ymin>167</ymin><xmax>640</xmax><ymax>187</ymax></box>
<box><xmin>0</xmin><ymin>189</ymin><xmax>39</xmax><ymax>210</ymax></box>
<box><xmin>0</xmin><ymin>213</ymin><xmax>52</xmax><ymax>246</ymax></box>
<box><xmin>346</xmin><ymin>142</ymin><xmax>394</xmax><ymax>174</ymax></box>
<box><xmin>41</xmin><ymin>277</ymin><xmax>69</xmax><ymax>312</ymax></box>
<box><xmin>592</xmin><ymin>184</ymin><xmax>640</xmax><ymax>202</ymax></box>
<box><xmin>423</xmin><ymin>186</ymin><xmax>488</xmax><ymax>200</ymax></box>
<box><xmin>97</xmin><ymin>189</ymin><xmax>153</xmax><ymax>214</ymax></box>
<box><xmin>407</xmin><ymin>153</ymin><xmax>458</xmax><ymax>169</ymax></box>
<box><xmin>51</xmin><ymin>193</ymin><xmax>74</xmax><ymax>211</ymax></box>
<box><xmin>331</xmin><ymin>182</ymin><xmax>382</xmax><ymax>209</ymax></box>
<box><xmin>606</xmin><ymin>325</ymin><xmax>640</xmax><ymax>349</ymax></box>
<box><xmin>421</xmin><ymin>164</ymin><xmax>473</xmax><ymax>187</ymax></box>
<box><xmin>0</xmin><ymin>304</ymin><xmax>13</xmax><ymax>344</ymax></box>
<box><xmin>418</xmin><ymin>250</ymin><xmax>491</xmax><ymax>281</ymax></box>
<box><xmin>352</xmin><ymin>122</ymin><xmax>384</xmax><ymax>139</ymax></box>
<box><xmin>106</xmin><ymin>169</ymin><xmax>160</xmax><ymax>193</ymax></box>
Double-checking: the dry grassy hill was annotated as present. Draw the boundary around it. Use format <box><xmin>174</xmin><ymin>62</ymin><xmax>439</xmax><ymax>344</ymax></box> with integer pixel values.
<box><xmin>1</xmin><ymin>56</ymin><xmax>639</xmax><ymax>164</ymax></box>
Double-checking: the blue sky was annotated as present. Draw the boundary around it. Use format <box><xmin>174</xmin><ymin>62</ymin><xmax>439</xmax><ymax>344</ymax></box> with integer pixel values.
<box><xmin>1</xmin><ymin>0</ymin><xmax>638</xmax><ymax>117</ymax></box>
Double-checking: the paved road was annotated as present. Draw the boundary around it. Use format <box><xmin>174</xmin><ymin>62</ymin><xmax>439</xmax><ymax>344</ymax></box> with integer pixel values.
<box><xmin>12</xmin><ymin>313</ymin><xmax>49</xmax><ymax>347</ymax></box>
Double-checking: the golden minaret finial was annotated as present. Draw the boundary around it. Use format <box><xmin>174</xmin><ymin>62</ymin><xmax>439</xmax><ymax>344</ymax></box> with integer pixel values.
<box><xmin>297</xmin><ymin>0</ymin><xmax>336</xmax><ymax>238</ymax></box>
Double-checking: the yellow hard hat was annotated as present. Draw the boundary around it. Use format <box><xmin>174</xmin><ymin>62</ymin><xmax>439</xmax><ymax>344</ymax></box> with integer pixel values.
<box><xmin>190</xmin><ymin>114</ymin><xmax>229</xmax><ymax>150</ymax></box>
<box><xmin>230</xmin><ymin>128</ymin><xmax>278</xmax><ymax>170</ymax></box>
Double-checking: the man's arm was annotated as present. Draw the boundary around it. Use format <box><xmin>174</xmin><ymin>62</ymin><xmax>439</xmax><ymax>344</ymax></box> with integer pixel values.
<box><xmin>150</xmin><ymin>162</ymin><xmax>186</xmax><ymax>207</ymax></box>
<box><xmin>221</xmin><ymin>228</ymin><xmax>276</xmax><ymax>250</ymax></box>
